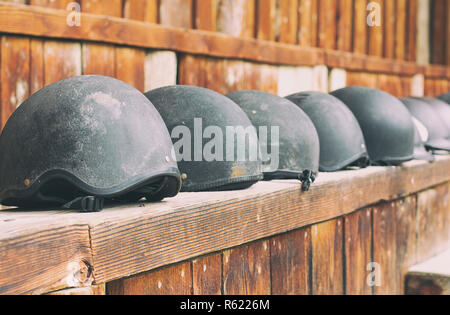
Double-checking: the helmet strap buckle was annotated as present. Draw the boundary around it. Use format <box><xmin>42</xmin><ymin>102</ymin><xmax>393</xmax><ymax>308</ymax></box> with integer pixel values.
<box><xmin>63</xmin><ymin>196</ymin><xmax>105</xmax><ymax>213</ymax></box>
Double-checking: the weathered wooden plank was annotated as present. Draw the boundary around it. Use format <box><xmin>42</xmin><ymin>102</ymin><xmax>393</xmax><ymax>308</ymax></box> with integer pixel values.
<box><xmin>406</xmin><ymin>0</ymin><xmax>417</xmax><ymax>62</ymax></box>
<box><xmin>416</xmin><ymin>0</ymin><xmax>430</xmax><ymax>65</ymax></box>
<box><xmin>216</xmin><ymin>0</ymin><xmax>255</xmax><ymax>38</ymax></box>
<box><xmin>353</xmin><ymin>0</ymin><xmax>368</xmax><ymax>54</ymax></box>
<box><xmin>0</xmin><ymin>221</ymin><xmax>93</xmax><ymax>295</ymax></box>
<box><xmin>223</xmin><ymin>241</ymin><xmax>271</xmax><ymax>295</ymax></box>
<box><xmin>43</xmin><ymin>40</ymin><xmax>81</xmax><ymax>85</ymax></box>
<box><xmin>195</xmin><ymin>0</ymin><xmax>216</xmax><ymax>31</ymax></box>
<box><xmin>30</xmin><ymin>0</ymin><xmax>72</xmax><ymax>10</ymax></box>
<box><xmin>311</xmin><ymin>219</ymin><xmax>344</xmax><ymax>295</ymax></box>
<box><xmin>346</xmin><ymin>71</ymin><xmax>378</xmax><ymax>89</ymax></box>
<box><xmin>106</xmin><ymin>262</ymin><xmax>192</xmax><ymax>295</ymax></box>
<box><xmin>256</xmin><ymin>0</ymin><xmax>276</xmax><ymax>41</ymax></box>
<box><xmin>328</xmin><ymin>68</ymin><xmax>347</xmax><ymax>92</ymax></box>
<box><xmin>270</xmin><ymin>228</ymin><xmax>310</xmax><ymax>295</ymax></box>
<box><xmin>372</xmin><ymin>202</ymin><xmax>398</xmax><ymax>295</ymax></box>
<box><xmin>0</xmin><ymin>36</ymin><xmax>30</xmax><ymax>128</ymax></box>
<box><xmin>344</xmin><ymin>209</ymin><xmax>373</xmax><ymax>295</ymax></box>
<box><xmin>277</xmin><ymin>0</ymin><xmax>299</xmax><ymax>44</ymax></box>
<box><xmin>384</xmin><ymin>0</ymin><xmax>396</xmax><ymax>59</ymax></box>
<box><xmin>192</xmin><ymin>253</ymin><xmax>222</xmax><ymax>295</ymax></box>
<box><xmin>336</xmin><ymin>0</ymin><xmax>352</xmax><ymax>51</ymax></box>
<box><xmin>310</xmin><ymin>0</ymin><xmax>318</xmax><ymax>46</ymax></box>
<box><xmin>115</xmin><ymin>46</ymin><xmax>146</xmax><ymax>91</ymax></box>
<box><xmin>145</xmin><ymin>50</ymin><xmax>177</xmax><ymax>91</ymax></box>
<box><xmin>82</xmin><ymin>43</ymin><xmax>115</xmax><ymax>76</ymax></box>
<box><xmin>160</xmin><ymin>0</ymin><xmax>193</xmax><ymax>28</ymax></box>
<box><xmin>430</xmin><ymin>0</ymin><xmax>446</xmax><ymax>64</ymax></box>
<box><xmin>123</xmin><ymin>0</ymin><xmax>158</xmax><ymax>23</ymax></box>
<box><xmin>243</xmin><ymin>61</ymin><xmax>262</xmax><ymax>91</ymax></box>
<box><xmin>298</xmin><ymin>0</ymin><xmax>313</xmax><ymax>46</ymax></box>
<box><xmin>260</xmin><ymin>64</ymin><xmax>279</xmax><ymax>94</ymax></box>
<box><xmin>30</xmin><ymin>39</ymin><xmax>44</xmax><ymax>94</ymax></box>
<box><xmin>80</xmin><ymin>0</ymin><xmax>123</xmax><ymax>16</ymax></box>
<box><xmin>368</xmin><ymin>0</ymin><xmax>384</xmax><ymax>57</ymax></box>
<box><xmin>47</xmin><ymin>284</ymin><xmax>105</xmax><ymax>295</ymax></box>
<box><xmin>395</xmin><ymin>0</ymin><xmax>407</xmax><ymax>60</ymax></box>
<box><xmin>178</xmin><ymin>54</ymin><xmax>207</xmax><ymax>87</ymax></box>
<box><xmin>221</xmin><ymin>59</ymin><xmax>245</xmax><ymax>93</ymax></box>
<box><xmin>317</xmin><ymin>0</ymin><xmax>337</xmax><ymax>50</ymax></box>
<box><xmin>395</xmin><ymin>195</ymin><xmax>417</xmax><ymax>294</ymax></box>
<box><xmin>204</xmin><ymin>57</ymin><xmax>224</xmax><ymax>93</ymax></box>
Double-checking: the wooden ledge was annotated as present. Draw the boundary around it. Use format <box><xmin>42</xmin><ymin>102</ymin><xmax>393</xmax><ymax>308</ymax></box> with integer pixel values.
<box><xmin>0</xmin><ymin>2</ymin><xmax>449</xmax><ymax>78</ymax></box>
<box><xmin>406</xmin><ymin>250</ymin><xmax>450</xmax><ymax>295</ymax></box>
<box><xmin>1</xmin><ymin>156</ymin><xmax>450</xmax><ymax>295</ymax></box>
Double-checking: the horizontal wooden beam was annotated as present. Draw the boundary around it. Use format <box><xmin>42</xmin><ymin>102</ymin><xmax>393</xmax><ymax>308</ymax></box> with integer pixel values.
<box><xmin>0</xmin><ymin>2</ymin><xmax>449</xmax><ymax>78</ymax></box>
<box><xmin>1</xmin><ymin>157</ymin><xmax>450</xmax><ymax>294</ymax></box>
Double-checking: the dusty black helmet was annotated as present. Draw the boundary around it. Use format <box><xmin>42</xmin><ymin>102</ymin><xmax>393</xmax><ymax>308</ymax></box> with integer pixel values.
<box><xmin>0</xmin><ymin>75</ymin><xmax>181</xmax><ymax>212</ymax></box>
<box><xmin>226</xmin><ymin>90</ymin><xmax>319</xmax><ymax>191</ymax></box>
<box><xmin>145</xmin><ymin>86</ymin><xmax>263</xmax><ymax>192</ymax></box>
<box><xmin>438</xmin><ymin>92</ymin><xmax>450</xmax><ymax>105</ymax></box>
<box><xmin>330</xmin><ymin>86</ymin><xmax>415</xmax><ymax>165</ymax></box>
<box><xmin>411</xmin><ymin>116</ymin><xmax>435</xmax><ymax>162</ymax></box>
<box><xmin>417</xmin><ymin>97</ymin><xmax>450</xmax><ymax>137</ymax></box>
<box><xmin>286</xmin><ymin>91</ymin><xmax>369</xmax><ymax>172</ymax></box>
<box><xmin>400</xmin><ymin>97</ymin><xmax>450</xmax><ymax>152</ymax></box>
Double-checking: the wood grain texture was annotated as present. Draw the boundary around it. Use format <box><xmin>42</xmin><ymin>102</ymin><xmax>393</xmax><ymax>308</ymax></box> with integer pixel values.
<box><xmin>80</xmin><ymin>0</ymin><xmax>123</xmax><ymax>16</ymax></box>
<box><xmin>195</xmin><ymin>0</ymin><xmax>216</xmax><ymax>31</ymax></box>
<box><xmin>270</xmin><ymin>228</ymin><xmax>310</xmax><ymax>295</ymax></box>
<box><xmin>384</xmin><ymin>0</ymin><xmax>396</xmax><ymax>59</ymax></box>
<box><xmin>368</xmin><ymin>0</ymin><xmax>384</xmax><ymax>57</ymax></box>
<box><xmin>395</xmin><ymin>0</ymin><xmax>406</xmax><ymax>60</ymax></box>
<box><xmin>106</xmin><ymin>262</ymin><xmax>193</xmax><ymax>295</ymax></box>
<box><xmin>204</xmin><ymin>57</ymin><xmax>224</xmax><ymax>93</ymax></box>
<box><xmin>256</xmin><ymin>0</ymin><xmax>276</xmax><ymax>41</ymax></box>
<box><xmin>277</xmin><ymin>0</ymin><xmax>299</xmax><ymax>44</ymax></box>
<box><xmin>115</xmin><ymin>46</ymin><xmax>145</xmax><ymax>91</ymax></box>
<box><xmin>336</xmin><ymin>0</ymin><xmax>352</xmax><ymax>51</ymax></box>
<box><xmin>298</xmin><ymin>0</ymin><xmax>313</xmax><ymax>46</ymax></box>
<box><xmin>317</xmin><ymin>0</ymin><xmax>337</xmax><ymax>49</ymax></box>
<box><xmin>123</xmin><ymin>0</ymin><xmax>158</xmax><ymax>23</ymax></box>
<box><xmin>353</xmin><ymin>0</ymin><xmax>368</xmax><ymax>55</ymax></box>
<box><xmin>82</xmin><ymin>43</ymin><xmax>116</xmax><ymax>76</ymax></box>
<box><xmin>216</xmin><ymin>0</ymin><xmax>255</xmax><ymax>38</ymax></box>
<box><xmin>178</xmin><ymin>54</ymin><xmax>207</xmax><ymax>87</ymax></box>
<box><xmin>430</xmin><ymin>0</ymin><xmax>447</xmax><ymax>65</ymax></box>
<box><xmin>372</xmin><ymin>202</ymin><xmax>397</xmax><ymax>295</ymax></box>
<box><xmin>345</xmin><ymin>209</ymin><xmax>373</xmax><ymax>295</ymax></box>
<box><xmin>43</xmin><ymin>40</ymin><xmax>81</xmax><ymax>85</ymax></box>
<box><xmin>311</xmin><ymin>219</ymin><xmax>344</xmax><ymax>295</ymax></box>
<box><xmin>192</xmin><ymin>253</ymin><xmax>222</xmax><ymax>295</ymax></box>
<box><xmin>30</xmin><ymin>0</ymin><xmax>72</xmax><ymax>10</ymax></box>
<box><xmin>30</xmin><ymin>39</ymin><xmax>44</xmax><ymax>94</ymax></box>
<box><xmin>406</xmin><ymin>0</ymin><xmax>417</xmax><ymax>62</ymax></box>
<box><xmin>159</xmin><ymin>0</ymin><xmax>193</xmax><ymax>28</ymax></box>
<box><xmin>0</xmin><ymin>36</ymin><xmax>30</xmax><ymax>128</ymax></box>
<box><xmin>223</xmin><ymin>241</ymin><xmax>271</xmax><ymax>295</ymax></box>
<box><xmin>47</xmin><ymin>284</ymin><xmax>105</xmax><ymax>295</ymax></box>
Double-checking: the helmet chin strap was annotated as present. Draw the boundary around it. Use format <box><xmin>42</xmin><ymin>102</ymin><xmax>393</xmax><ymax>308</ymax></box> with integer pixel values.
<box><xmin>263</xmin><ymin>170</ymin><xmax>316</xmax><ymax>192</ymax></box>
<box><xmin>63</xmin><ymin>196</ymin><xmax>104</xmax><ymax>212</ymax></box>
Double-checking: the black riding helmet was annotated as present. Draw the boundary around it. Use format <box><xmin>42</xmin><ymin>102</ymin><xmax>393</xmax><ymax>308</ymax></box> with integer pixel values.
<box><xmin>331</xmin><ymin>86</ymin><xmax>415</xmax><ymax>165</ymax></box>
<box><xmin>411</xmin><ymin>117</ymin><xmax>435</xmax><ymax>162</ymax></box>
<box><xmin>438</xmin><ymin>92</ymin><xmax>450</xmax><ymax>105</ymax></box>
<box><xmin>145</xmin><ymin>86</ymin><xmax>263</xmax><ymax>192</ymax></box>
<box><xmin>417</xmin><ymin>97</ymin><xmax>450</xmax><ymax>137</ymax></box>
<box><xmin>226</xmin><ymin>90</ymin><xmax>319</xmax><ymax>191</ymax></box>
<box><xmin>400</xmin><ymin>97</ymin><xmax>450</xmax><ymax>152</ymax></box>
<box><xmin>0</xmin><ymin>75</ymin><xmax>181</xmax><ymax>212</ymax></box>
<box><xmin>286</xmin><ymin>91</ymin><xmax>369</xmax><ymax>172</ymax></box>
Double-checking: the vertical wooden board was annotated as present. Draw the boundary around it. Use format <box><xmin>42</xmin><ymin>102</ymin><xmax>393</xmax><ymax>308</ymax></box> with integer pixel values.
<box><xmin>178</xmin><ymin>54</ymin><xmax>207</xmax><ymax>87</ymax></box>
<box><xmin>424</xmin><ymin>78</ymin><xmax>434</xmax><ymax>96</ymax></box>
<box><xmin>216</xmin><ymin>0</ymin><xmax>255</xmax><ymax>38</ymax></box>
<box><xmin>378</xmin><ymin>74</ymin><xmax>401</xmax><ymax>96</ymax></box>
<box><xmin>311</xmin><ymin>219</ymin><xmax>344</xmax><ymax>295</ymax></box>
<box><xmin>124</xmin><ymin>0</ymin><xmax>158</xmax><ymax>22</ymax></box>
<box><xmin>395</xmin><ymin>0</ymin><xmax>406</xmax><ymax>60</ymax></box>
<box><xmin>372</xmin><ymin>202</ymin><xmax>397</xmax><ymax>295</ymax></box>
<box><xmin>270</xmin><ymin>228</ymin><xmax>310</xmax><ymax>295</ymax></box>
<box><xmin>278</xmin><ymin>0</ymin><xmax>299</xmax><ymax>44</ymax></box>
<box><xmin>353</xmin><ymin>0</ymin><xmax>368</xmax><ymax>54</ymax></box>
<box><xmin>260</xmin><ymin>64</ymin><xmax>279</xmax><ymax>94</ymax></box>
<box><xmin>192</xmin><ymin>253</ymin><xmax>222</xmax><ymax>295</ymax></box>
<box><xmin>328</xmin><ymin>68</ymin><xmax>347</xmax><ymax>92</ymax></box>
<box><xmin>80</xmin><ymin>0</ymin><xmax>123</xmax><ymax>16</ymax></box>
<box><xmin>243</xmin><ymin>61</ymin><xmax>262</xmax><ymax>91</ymax></box>
<box><xmin>400</xmin><ymin>76</ymin><xmax>412</xmax><ymax>98</ymax></box>
<box><xmin>106</xmin><ymin>262</ymin><xmax>192</xmax><ymax>295</ymax></box>
<box><xmin>115</xmin><ymin>46</ymin><xmax>146</xmax><ymax>91</ymax></box>
<box><xmin>43</xmin><ymin>40</ymin><xmax>82</xmax><ymax>86</ymax></box>
<box><xmin>204</xmin><ymin>57</ymin><xmax>224</xmax><ymax>93</ymax></box>
<box><xmin>430</xmin><ymin>0</ymin><xmax>446</xmax><ymax>64</ymax></box>
<box><xmin>368</xmin><ymin>0</ymin><xmax>384</xmax><ymax>57</ymax></box>
<box><xmin>317</xmin><ymin>0</ymin><xmax>337</xmax><ymax>50</ymax></box>
<box><xmin>82</xmin><ymin>43</ymin><xmax>115</xmax><ymax>76</ymax></box>
<box><xmin>30</xmin><ymin>0</ymin><xmax>73</xmax><ymax>9</ymax></box>
<box><xmin>395</xmin><ymin>196</ymin><xmax>417</xmax><ymax>294</ymax></box>
<box><xmin>256</xmin><ymin>0</ymin><xmax>276</xmax><ymax>41</ymax></box>
<box><xmin>345</xmin><ymin>208</ymin><xmax>373</xmax><ymax>295</ymax></box>
<box><xmin>347</xmin><ymin>71</ymin><xmax>378</xmax><ymax>89</ymax></box>
<box><xmin>417</xmin><ymin>184</ymin><xmax>449</xmax><ymax>261</ymax></box>
<box><xmin>410</xmin><ymin>74</ymin><xmax>424</xmax><ymax>97</ymax></box>
<box><xmin>298</xmin><ymin>0</ymin><xmax>313</xmax><ymax>46</ymax></box>
<box><xmin>0</xmin><ymin>36</ymin><xmax>30</xmax><ymax>129</ymax></box>
<box><xmin>145</xmin><ymin>50</ymin><xmax>177</xmax><ymax>91</ymax></box>
<box><xmin>195</xmin><ymin>0</ymin><xmax>216</xmax><ymax>31</ymax></box>
<box><xmin>30</xmin><ymin>39</ymin><xmax>44</xmax><ymax>94</ymax></box>
<box><xmin>416</xmin><ymin>0</ymin><xmax>430</xmax><ymax>65</ymax></box>
<box><xmin>406</xmin><ymin>0</ymin><xmax>417</xmax><ymax>62</ymax></box>
<box><xmin>336</xmin><ymin>0</ymin><xmax>353</xmax><ymax>51</ymax></box>
<box><xmin>384</xmin><ymin>0</ymin><xmax>396</xmax><ymax>58</ymax></box>
<box><xmin>222</xmin><ymin>241</ymin><xmax>271</xmax><ymax>295</ymax></box>
<box><xmin>310</xmin><ymin>0</ymin><xmax>319</xmax><ymax>46</ymax></box>
<box><xmin>221</xmin><ymin>59</ymin><xmax>245</xmax><ymax>94</ymax></box>
<box><xmin>160</xmin><ymin>0</ymin><xmax>194</xmax><ymax>28</ymax></box>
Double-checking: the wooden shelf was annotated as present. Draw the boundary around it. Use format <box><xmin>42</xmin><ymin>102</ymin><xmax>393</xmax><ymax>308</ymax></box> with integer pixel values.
<box><xmin>0</xmin><ymin>2</ymin><xmax>449</xmax><ymax>78</ymax></box>
<box><xmin>1</xmin><ymin>156</ymin><xmax>450</xmax><ymax>295</ymax></box>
